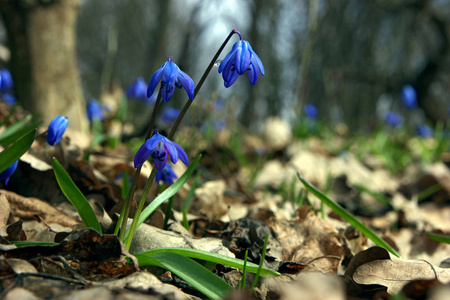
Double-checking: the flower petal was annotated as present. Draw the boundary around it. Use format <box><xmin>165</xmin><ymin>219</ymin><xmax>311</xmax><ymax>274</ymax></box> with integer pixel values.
<box><xmin>162</xmin><ymin>138</ymin><xmax>178</xmax><ymax>164</ymax></box>
<box><xmin>247</xmin><ymin>56</ymin><xmax>260</xmax><ymax>85</ymax></box>
<box><xmin>134</xmin><ymin>142</ymin><xmax>152</xmax><ymax>168</ymax></box>
<box><xmin>147</xmin><ymin>63</ymin><xmax>165</xmax><ymax>98</ymax></box>
<box><xmin>146</xmin><ymin>134</ymin><xmax>163</xmax><ymax>151</ymax></box>
<box><xmin>222</xmin><ymin>61</ymin><xmax>239</xmax><ymax>88</ymax></box>
<box><xmin>248</xmin><ymin>43</ymin><xmax>265</xmax><ymax>76</ymax></box>
<box><xmin>236</xmin><ymin>41</ymin><xmax>251</xmax><ymax>75</ymax></box>
<box><xmin>218</xmin><ymin>41</ymin><xmax>239</xmax><ymax>74</ymax></box>
<box><xmin>153</xmin><ymin>153</ymin><xmax>167</xmax><ymax>170</ymax></box>
<box><xmin>177</xmin><ymin>70</ymin><xmax>195</xmax><ymax>101</ymax></box>
<box><xmin>172</xmin><ymin>141</ymin><xmax>189</xmax><ymax>166</ymax></box>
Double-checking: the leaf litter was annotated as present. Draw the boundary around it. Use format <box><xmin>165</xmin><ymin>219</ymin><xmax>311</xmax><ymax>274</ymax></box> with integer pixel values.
<box><xmin>0</xmin><ymin>117</ymin><xmax>449</xmax><ymax>299</ymax></box>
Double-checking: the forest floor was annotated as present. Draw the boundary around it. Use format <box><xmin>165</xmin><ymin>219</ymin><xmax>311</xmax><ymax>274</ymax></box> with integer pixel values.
<box><xmin>1</xmin><ymin>111</ymin><xmax>450</xmax><ymax>300</ymax></box>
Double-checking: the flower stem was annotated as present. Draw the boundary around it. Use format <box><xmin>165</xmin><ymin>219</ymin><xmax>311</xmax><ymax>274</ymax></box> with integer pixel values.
<box><xmin>168</xmin><ymin>29</ymin><xmax>237</xmax><ymax>139</ymax></box>
<box><xmin>116</xmin><ymin>93</ymin><xmax>162</xmax><ymax>240</ymax></box>
<box><xmin>122</xmin><ymin>29</ymin><xmax>237</xmax><ymax>244</ymax></box>
<box><xmin>125</xmin><ymin>167</ymin><xmax>157</xmax><ymax>250</ymax></box>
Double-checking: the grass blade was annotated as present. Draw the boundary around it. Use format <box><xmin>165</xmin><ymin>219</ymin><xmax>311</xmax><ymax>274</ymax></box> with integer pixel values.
<box><xmin>124</xmin><ymin>154</ymin><xmax>201</xmax><ymax>241</ymax></box>
<box><xmin>297</xmin><ymin>173</ymin><xmax>401</xmax><ymax>258</ymax></box>
<box><xmin>52</xmin><ymin>158</ymin><xmax>102</xmax><ymax>234</ymax></box>
<box><xmin>136</xmin><ymin>252</ymin><xmax>233</xmax><ymax>299</ymax></box>
<box><xmin>427</xmin><ymin>232</ymin><xmax>450</xmax><ymax>244</ymax></box>
<box><xmin>134</xmin><ymin>247</ymin><xmax>280</xmax><ymax>277</ymax></box>
<box><xmin>0</xmin><ymin>129</ymin><xmax>36</xmax><ymax>174</ymax></box>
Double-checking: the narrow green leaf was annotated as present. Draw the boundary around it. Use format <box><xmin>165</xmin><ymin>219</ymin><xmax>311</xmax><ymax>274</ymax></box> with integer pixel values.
<box><xmin>0</xmin><ymin>129</ymin><xmax>36</xmax><ymax>174</ymax></box>
<box><xmin>134</xmin><ymin>247</ymin><xmax>280</xmax><ymax>277</ymax></box>
<box><xmin>52</xmin><ymin>158</ymin><xmax>102</xmax><ymax>234</ymax></box>
<box><xmin>0</xmin><ymin>121</ymin><xmax>42</xmax><ymax>147</ymax></box>
<box><xmin>10</xmin><ymin>240</ymin><xmax>58</xmax><ymax>247</ymax></box>
<box><xmin>297</xmin><ymin>173</ymin><xmax>401</xmax><ymax>258</ymax></box>
<box><xmin>136</xmin><ymin>252</ymin><xmax>233</xmax><ymax>299</ymax></box>
<box><xmin>0</xmin><ymin>114</ymin><xmax>32</xmax><ymax>142</ymax></box>
<box><xmin>124</xmin><ymin>155</ymin><xmax>201</xmax><ymax>241</ymax></box>
<box><xmin>427</xmin><ymin>232</ymin><xmax>450</xmax><ymax>244</ymax></box>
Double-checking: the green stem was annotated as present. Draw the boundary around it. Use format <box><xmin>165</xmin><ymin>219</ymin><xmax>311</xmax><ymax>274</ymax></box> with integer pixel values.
<box><xmin>125</xmin><ymin>168</ymin><xmax>157</xmax><ymax>250</ymax></box>
<box><xmin>116</xmin><ymin>93</ymin><xmax>162</xmax><ymax>240</ymax></box>
<box><xmin>121</xmin><ymin>28</ymin><xmax>238</xmax><ymax>242</ymax></box>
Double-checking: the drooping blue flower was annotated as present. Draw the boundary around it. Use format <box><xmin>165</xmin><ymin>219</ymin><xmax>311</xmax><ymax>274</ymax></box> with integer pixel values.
<box><xmin>46</xmin><ymin>115</ymin><xmax>69</xmax><ymax>146</ymax></box>
<box><xmin>218</xmin><ymin>39</ymin><xmax>265</xmax><ymax>88</ymax></box>
<box><xmin>87</xmin><ymin>99</ymin><xmax>105</xmax><ymax>123</ymax></box>
<box><xmin>304</xmin><ymin>104</ymin><xmax>318</xmax><ymax>120</ymax></box>
<box><xmin>416</xmin><ymin>124</ymin><xmax>433</xmax><ymax>138</ymax></box>
<box><xmin>0</xmin><ymin>160</ymin><xmax>18</xmax><ymax>186</ymax></box>
<box><xmin>147</xmin><ymin>56</ymin><xmax>194</xmax><ymax>102</ymax></box>
<box><xmin>0</xmin><ymin>69</ymin><xmax>14</xmax><ymax>92</ymax></box>
<box><xmin>401</xmin><ymin>85</ymin><xmax>417</xmax><ymax>110</ymax></box>
<box><xmin>155</xmin><ymin>164</ymin><xmax>178</xmax><ymax>185</ymax></box>
<box><xmin>134</xmin><ymin>130</ymin><xmax>188</xmax><ymax>170</ymax></box>
<box><xmin>126</xmin><ymin>77</ymin><xmax>148</xmax><ymax>100</ymax></box>
<box><xmin>384</xmin><ymin>111</ymin><xmax>403</xmax><ymax>127</ymax></box>
<box><xmin>161</xmin><ymin>107</ymin><xmax>180</xmax><ymax>125</ymax></box>
<box><xmin>1</xmin><ymin>93</ymin><xmax>16</xmax><ymax>106</ymax></box>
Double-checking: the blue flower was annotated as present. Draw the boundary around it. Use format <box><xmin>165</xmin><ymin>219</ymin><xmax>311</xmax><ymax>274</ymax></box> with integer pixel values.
<box><xmin>218</xmin><ymin>39</ymin><xmax>265</xmax><ymax>88</ymax></box>
<box><xmin>87</xmin><ymin>99</ymin><xmax>105</xmax><ymax>123</ymax></box>
<box><xmin>147</xmin><ymin>56</ymin><xmax>194</xmax><ymax>102</ymax></box>
<box><xmin>304</xmin><ymin>104</ymin><xmax>318</xmax><ymax>120</ymax></box>
<box><xmin>134</xmin><ymin>130</ymin><xmax>188</xmax><ymax>170</ymax></box>
<box><xmin>384</xmin><ymin>111</ymin><xmax>403</xmax><ymax>127</ymax></box>
<box><xmin>0</xmin><ymin>160</ymin><xmax>18</xmax><ymax>186</ymax></box>
<box><xmin>215</xmin><ymin>120</ymin><xmax>226</xmax><ymax>131</ymax></box>
<box><xmin>416</xmin><ymin>124</ymin><xmax>433</xmax><ymax>138</ymax></box>
<box><xmin>161</xmin><ymin>107</ymin><xmax>180</xmax><ymax>125</ymax></box>
<box><xmin>46</xmin><ymin>115</ymin><xmax>69</xmax><ymax>146</ymax></box>
<box><xmin>0</xmin><ymin>69</ymin><xmax>14</xmax><ymax>92</ymax></box>
<box><xmin>401</xmin><ymin>85</ymin><xmax>417</xmax><ymax>109</ymax></box>
<box><xmin>155</xmin><ymin>164</ymin><xmax>178</xmax><ymax>185</ymax></box>
<box><xmin>2</xmin><ymin>93</ymin><xmax>16</xmax><ymax>106</ymax></box>
<box><xmin>126</xmin><ymin>77</ymin><xmax>148</xmax><ymax>100</ymax></box>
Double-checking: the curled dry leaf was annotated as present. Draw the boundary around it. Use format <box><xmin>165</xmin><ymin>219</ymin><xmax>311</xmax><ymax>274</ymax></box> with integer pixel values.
<box><xmin>346</xmin><ymin>246</ymin><xmax>450</xmax><ymax>294</ymax></box>
<box><xmin>0</xmin><ymin>189</ymin><xmax>78</xmax><ymax>228</ymax></box>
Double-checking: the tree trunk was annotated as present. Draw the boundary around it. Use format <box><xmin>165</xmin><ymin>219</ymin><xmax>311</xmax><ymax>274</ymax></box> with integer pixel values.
<box><xmin>0</xmin><ymin>0</ymin><xmax>88</xmax><ymax>133</ymax></box>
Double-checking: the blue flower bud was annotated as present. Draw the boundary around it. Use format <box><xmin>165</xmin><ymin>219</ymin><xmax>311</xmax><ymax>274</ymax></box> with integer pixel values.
<box><xmin>401</xmin><ymin>85</ymin><xmax>417</xmax><ymax>110</ymax></box>
<box><xmin>46</xmin><ymin>115</ymin><xmax>69</xmax><ymax>146</ymax></box>
<box><xmin>0</xmin><ymin>69</ymin><xmax>14</xmax><ymax>92</ymax></box>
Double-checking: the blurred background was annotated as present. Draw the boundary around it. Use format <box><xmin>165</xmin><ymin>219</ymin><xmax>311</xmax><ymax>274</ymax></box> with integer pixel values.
<box><xmin>0</xmin><ymin>0</ymin><xmax>449</xmax><ymax>134</ymax></box>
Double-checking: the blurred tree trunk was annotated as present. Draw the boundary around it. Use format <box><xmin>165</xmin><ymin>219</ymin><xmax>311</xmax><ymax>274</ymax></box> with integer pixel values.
<box><xmin>0</xmin><ymin>0</ymin><xmax>88</xmax><ymax>133</ymax></box>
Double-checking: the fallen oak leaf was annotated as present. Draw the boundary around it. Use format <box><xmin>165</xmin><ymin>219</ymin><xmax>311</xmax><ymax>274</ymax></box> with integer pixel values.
<box><xmin>348</xmin><ymin>246</ymin><xmax>450</xmax><ymax>294</ymax></box>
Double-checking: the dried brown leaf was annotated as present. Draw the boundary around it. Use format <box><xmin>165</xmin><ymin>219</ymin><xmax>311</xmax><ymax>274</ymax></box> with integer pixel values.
<box><xmin>348</xmin><ymin>246</ymin><xmax>450</xmax><ymax>294</ymax></box>
<box><xmin>0</xmin><ymin>189</ymin><xmax>78</xmax><ymax>228</ymax></box>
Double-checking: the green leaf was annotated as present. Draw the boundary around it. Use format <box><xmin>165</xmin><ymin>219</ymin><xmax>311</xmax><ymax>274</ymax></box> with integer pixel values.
<box><xmin>10</xmin><ymin>240</ymin><xmax>58</xmax><ymax>247</ymax></box>
<box><xmin>52</xmin><ymin>158</ymin><xmax>102</xmax><ymax>234</ymax></box>
<box><xmin>0</xmin><ymin>114</ymin><xmax>32</xmax><ymax>143</ymax></box>
<box><xmin>297</xmin><ymin>173</ymin><xmax>401</xmax><ymax>258</ymax></box>
<box><xmin>427</xmin><ymin>232</ymin><xmax>450</xmax><ymax>244</ymax></box>
<box><xmin>136</xmin><ymin>252</ymin><xmax>233</xmax><ymax>299</ymax></box>
<box><xmin>0</xmin><ymin>129</ymin><xmax>36</xmax><ymax>174</ymax></box>
<box><xmin>124</xmin><ymin>155</ymin><xmax>201</xmax><ymax>241</ymax></box>
<box><xmin>0</xmin><ymin>121</ymin><xmax>42</xmax><ymax>147</ymax></box>
<box><xmin>134</xmin><ymin>247</ymin><xmax>280</xmax><ymax>277</ymax></box>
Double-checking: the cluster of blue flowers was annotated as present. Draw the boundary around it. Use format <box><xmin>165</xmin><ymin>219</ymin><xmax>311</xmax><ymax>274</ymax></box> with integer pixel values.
<box><xmin>128</xmin><ymin>29</ymin><xmax>265</xmax><ymax>185</ymax></box>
